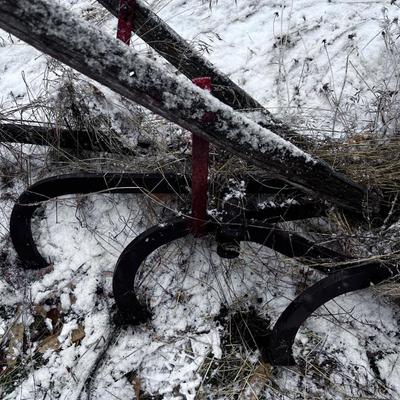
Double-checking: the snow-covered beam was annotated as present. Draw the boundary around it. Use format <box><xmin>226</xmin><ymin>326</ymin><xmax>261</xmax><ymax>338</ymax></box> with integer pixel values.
<box><xmin>97</xmin><ymin>0</ymin><xmax>309</xmax><ymax>149</ymax></box>
<box><xmin>0</xmin><ymin>0</ymin><xmax>376</xmax><ymax>215</ymax></box>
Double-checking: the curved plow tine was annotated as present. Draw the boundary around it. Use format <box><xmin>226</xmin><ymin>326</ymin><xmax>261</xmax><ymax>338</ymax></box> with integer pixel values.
<box><xmin>11</xmin><ymin>171</ymin><xmax>318</xmax><ymax>270</ymax></box>
<box><xmin>112</xmin><ymin>219</ymin><xmax>350</xmax><ymax>325</ymax></box>
<box><xmin>262</xmin><ymin>262</ymin><xmax>397</xmax><ymax>366</ymax></box>
<box><xmin>10</xmin><ymin>172</ymin><xmax>189</xmax><ymax>269</ymax></box>
<box><xmin>113</xmin><ymin>217</ymin><xmax>192</xmax><ymax>324</ymax></box>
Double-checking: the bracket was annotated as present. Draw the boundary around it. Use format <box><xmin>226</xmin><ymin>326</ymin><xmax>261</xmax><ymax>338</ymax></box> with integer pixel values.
<box><xmin>112</xmin><ymin>216</ymin><xmax>348</xmax><ymax>324</ymax></box>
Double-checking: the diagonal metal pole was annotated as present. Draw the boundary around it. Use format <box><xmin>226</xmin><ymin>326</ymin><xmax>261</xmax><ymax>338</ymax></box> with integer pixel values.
<box><xmin>0</xmin><ymin>0</ymin><xmax>379</xmax><ymax>216</ymax></box>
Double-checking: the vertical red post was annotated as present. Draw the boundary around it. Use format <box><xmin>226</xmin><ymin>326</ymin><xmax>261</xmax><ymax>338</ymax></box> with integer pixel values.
<box><xmin>117</xmin><ymin>0</ymin><xmax>135</xmax><ymax>45</ymax></box>
<box><xmin>191</xmin><ymin>77</ymin><xmax>211</xmax><ymax>237</ymax></box>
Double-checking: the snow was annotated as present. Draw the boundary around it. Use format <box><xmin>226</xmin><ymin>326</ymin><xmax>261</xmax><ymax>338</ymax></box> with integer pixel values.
<box><xmin>0</xmin><ymin>0</ymin><xmax>399</xmax><ymax>399</ymax></box>
<box><xmin>157</xmin><ymin>0</ymin><xmax>400</xmax><ymax>138</ymax></box>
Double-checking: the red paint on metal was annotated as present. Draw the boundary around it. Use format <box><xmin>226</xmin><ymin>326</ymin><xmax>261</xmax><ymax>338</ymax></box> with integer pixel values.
<box><xmin>192</xmin><ymin>77</ymin><xmax>212</xmax><ymax>91</ymax></box>
<box><xmin>191</xmin><ymin>77</ymin><xmax>211</xmax><ymax>237</ymax></box>
<box><xmin>117</xmin><ymin>0</ymin><xmax>135</xmax><ymax>44</ymax></box>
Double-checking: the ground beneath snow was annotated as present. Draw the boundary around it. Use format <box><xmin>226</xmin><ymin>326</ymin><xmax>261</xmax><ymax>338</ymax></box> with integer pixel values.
<box><xmin>1</xmin><ymin>0</ymin><xmax>400</xmax><ymax>399</ymax></box>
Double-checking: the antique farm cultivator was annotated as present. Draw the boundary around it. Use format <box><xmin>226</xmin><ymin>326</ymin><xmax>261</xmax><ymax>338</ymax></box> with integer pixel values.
<box><xmin>1</xmin><ymin>0</ymin><xmax>399</xmax><ymax>366</ymax></box>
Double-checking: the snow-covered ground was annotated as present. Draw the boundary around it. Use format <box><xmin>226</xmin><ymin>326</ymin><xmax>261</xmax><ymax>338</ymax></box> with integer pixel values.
<box><xmin>1</xmin><ymin>0</ymin><xmax>400</xmax><ymax>399</ymax></box>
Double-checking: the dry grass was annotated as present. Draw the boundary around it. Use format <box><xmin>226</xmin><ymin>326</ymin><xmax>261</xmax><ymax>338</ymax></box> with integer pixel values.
<box><xmin>197</xmin><ymin>310</ymin><xmax>273</xmax><ymax>399</ymax></box>
<box><xmin>312</xmin><ymin>133</ymin><xmax>400</xmax><ymax>193</ymax></box>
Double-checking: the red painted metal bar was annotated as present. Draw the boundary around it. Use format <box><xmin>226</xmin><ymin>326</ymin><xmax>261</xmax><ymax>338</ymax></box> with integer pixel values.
<box><xmin>117</xmin><ymin>0</ymin><xmax>211</xmax><ymax>237</ymax></box>
<box><xmin>117</xmin><ymin>0</ymin><xmax>135</xmax><ymax>44</ymax></box>
<box><xmin>191</xmin><ymin>77</ymin><xmax>211</xmax><ymax>237</ymax></box>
